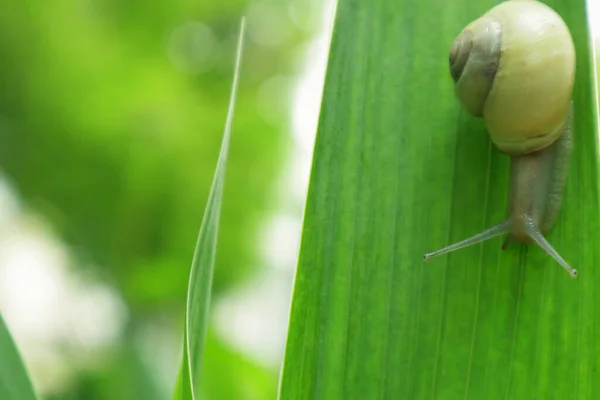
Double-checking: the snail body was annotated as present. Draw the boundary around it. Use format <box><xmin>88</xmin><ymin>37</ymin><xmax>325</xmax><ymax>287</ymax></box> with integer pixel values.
<box><xmin>424</xmin><ymin>0</ymin><xmax>578</xmax><ymax>278</ymax></box>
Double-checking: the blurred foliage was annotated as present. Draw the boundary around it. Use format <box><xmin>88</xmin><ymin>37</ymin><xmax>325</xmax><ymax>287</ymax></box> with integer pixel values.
<box><xmin>199</xmin><ymin>331</ymin><xmax>278</xmax><ymax>400</ymax></box>
<box><xmin>0</xmin><ymin>315</ymin><xmax>36</xmax><ymax>400</ymax></box>
<box><xmin>0</xmin><ymin>0</ymin><xmax>318</xmax><ymax>398</ymax></box>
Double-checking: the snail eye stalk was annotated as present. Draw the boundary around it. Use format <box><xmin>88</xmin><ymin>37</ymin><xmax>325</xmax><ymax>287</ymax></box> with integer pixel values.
<box><xmin>423</xmin><ymin>219</ymin><xmax>511</xmax><ymax>261</ymax></box>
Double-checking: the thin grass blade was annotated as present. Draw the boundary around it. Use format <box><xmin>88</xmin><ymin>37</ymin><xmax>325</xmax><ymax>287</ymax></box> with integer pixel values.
<box><xmin>172</xmin><ymin>17</ymin><xmax>246</xmax><ymax>400</ymax></box>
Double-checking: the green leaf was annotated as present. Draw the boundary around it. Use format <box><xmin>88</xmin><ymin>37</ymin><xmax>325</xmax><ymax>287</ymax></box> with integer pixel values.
<box><xmin>172</xmin><ymin>18</ymin><xmax>246</xmax><ymax>400</ymax></box>
<box><xmin>279</xmin><ymin>1</ymin><xmax>600</xmax><ymax>399</ymax></box>
<box><xmin>0</xmin><ymin>314</ymin><xmax>37</xmax><ymax>400</ymax></box>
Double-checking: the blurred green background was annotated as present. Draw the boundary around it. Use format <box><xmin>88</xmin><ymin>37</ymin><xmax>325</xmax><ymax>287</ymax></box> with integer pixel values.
<box><xmin>0</xmin><ymin>0</ymin><xmax>333</xmax><ymax>398</ymax></box>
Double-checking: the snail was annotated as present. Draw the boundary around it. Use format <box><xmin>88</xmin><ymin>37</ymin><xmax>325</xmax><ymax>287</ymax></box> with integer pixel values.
<box><xmin>423</xmin><ymin>0</ymin><xmax>578</xmax><ymax>278</ymax></box>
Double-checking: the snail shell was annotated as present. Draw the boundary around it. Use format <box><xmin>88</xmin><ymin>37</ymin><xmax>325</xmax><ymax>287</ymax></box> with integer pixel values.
<box><xmin>449</xmin><ymin>0</ymin><xmax>575</xmax><ymax>155</ymax></box>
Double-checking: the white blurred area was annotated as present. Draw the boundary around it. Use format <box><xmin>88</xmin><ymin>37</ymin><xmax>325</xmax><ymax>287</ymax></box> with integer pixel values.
<box><xmin>0</xmin><ymin>177</ymin><xmax>128</xmax><ymax>395</ymax></box>
<box><xmin>1</xmin><ymin>0</ymin><xmax>598</xmax><ymax>397</ymax></box>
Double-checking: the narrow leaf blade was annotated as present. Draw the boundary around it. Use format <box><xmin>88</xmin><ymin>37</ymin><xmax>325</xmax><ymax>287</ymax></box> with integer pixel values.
<box><xmin>172</xmin><ymin>17</ymin><xmax>246</xmax><ymax>400</ymax></box>
<box><xmin>0</xmin><ymin>314</ymin><xmax>37</xmax><ymax>400</ymax></box>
